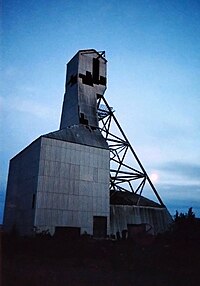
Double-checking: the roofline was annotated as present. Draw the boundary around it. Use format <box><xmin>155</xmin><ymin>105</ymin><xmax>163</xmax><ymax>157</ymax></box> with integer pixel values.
<box><xmin>79</xmin><ymin>49</ymin><xmax>107</xmax><ymax>61</ymax></box>
<box><xmin>110</xmin><ymin>204</ymin><xmax>167</xmax><ymax>210</ymax></box>
<box><xmin>10</xmin><ymin>136</ymin><xmax>42</xmax><ymax>162</ymax></box>
<box><xmin>67</xmin><ymin>49</ymin><xmax>107</xmax><ymax>65</ymax></box>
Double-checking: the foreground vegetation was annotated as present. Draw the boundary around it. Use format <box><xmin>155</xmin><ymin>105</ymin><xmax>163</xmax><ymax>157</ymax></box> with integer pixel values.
<box><xmin>2</xmin><ymin>209</ymin><xmax>200</xmax><ymax>286</ymax></box>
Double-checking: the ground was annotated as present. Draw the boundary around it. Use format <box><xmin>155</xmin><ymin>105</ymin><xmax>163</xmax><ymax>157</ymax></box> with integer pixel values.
<box><xmin>2</xmin><ymin>228</ymin><xmax>200</xmax><ymax>286</ymax></box>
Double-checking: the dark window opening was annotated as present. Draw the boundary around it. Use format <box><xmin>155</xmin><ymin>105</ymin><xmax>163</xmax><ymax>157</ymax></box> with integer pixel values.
<box><xmin>79</xmin><ymin>58</ymin><xmax>106</xmax><ymax>87</ymax></box>
<box><xmin>79</xmin><ymin>71</ymin><xmax>93</xmax><ymax>86</ymax></box>
<box><xmin>93</xmin><ymin>58</ymin><xmax>100</xmax><ymax>84</ymax></box>
<box><xmin>99</xmin><ymin>76</ymin><xmax>106</xmax><ymax>86</ymax></box>
<box><xmin>32</xmin><ymin>194</ymin><xmax>36</xmax><ymax>209</ymax></box>
<box><xmin>79</xmin><ymin>113</ymin><xmax>89</xmax><ymax>125</ymax></box>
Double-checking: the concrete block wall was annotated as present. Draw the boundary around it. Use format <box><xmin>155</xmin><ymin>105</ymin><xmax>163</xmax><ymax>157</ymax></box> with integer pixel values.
<box><xmin>3</xmin><ymin>139</ymin><xmax>41</xmax><ymax>235</ymax></box>
<box><xmin>35</xmin><ymin>137</ymin><xmax>110</xmax><ymax>235</ymax></box>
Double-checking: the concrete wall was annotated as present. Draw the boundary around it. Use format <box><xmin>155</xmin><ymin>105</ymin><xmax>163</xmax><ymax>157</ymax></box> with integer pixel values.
<box><xmin>3</xmin><ymin>139</ymin><xmax>41</xmax><ymax>235</ymax></box>
<box><xmin>60</xmin><ymin>50</ymin><xmax>107</xmax><ymax>129</ymax></box>
<box><xmin>35</xmin><ymin>136</ymin><xmax>110</xmax><ymax>235</ymax></box>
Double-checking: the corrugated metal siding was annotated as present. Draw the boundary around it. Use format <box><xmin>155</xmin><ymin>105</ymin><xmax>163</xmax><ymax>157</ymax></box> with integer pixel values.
<box><xmin>110</xmin><ymin>205</ymin><xmax>172</xmax><ymax>236</ymax></box>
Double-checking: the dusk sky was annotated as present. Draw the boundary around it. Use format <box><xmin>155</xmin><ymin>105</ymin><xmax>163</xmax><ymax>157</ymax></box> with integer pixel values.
<box><xmin>1</xmin><ymin>0</ymin><xmax>200</xmax><ymax>222</ymax></box>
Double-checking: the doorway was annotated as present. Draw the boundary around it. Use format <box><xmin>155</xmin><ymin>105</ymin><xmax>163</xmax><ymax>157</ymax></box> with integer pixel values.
<box><xmin>93</xmin><ymin>216</ymin><xmax>107</xmax><ymax>238</ymax></box>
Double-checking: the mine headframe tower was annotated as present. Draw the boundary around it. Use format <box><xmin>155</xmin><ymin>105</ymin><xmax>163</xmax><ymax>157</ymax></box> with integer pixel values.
<box><xmin>97</xmin><ymin>95</ymin><xmax>165</xmax><ymax>206</ymax></box>
<box><xmin>60</xmin><ymin>47</ymin><xmax>164</xmax><ymax>207</ymax></box>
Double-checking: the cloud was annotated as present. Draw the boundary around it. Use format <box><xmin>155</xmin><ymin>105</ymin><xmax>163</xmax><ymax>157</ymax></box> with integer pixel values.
<box><xmin>159</xmin><ymin>161</ymin><xmax>200</xmax><ymax>182</ymax></box>
<box><xmin>2</xmin><ymin>96</ymin><xmax>58</xmax><ymax>120</ymax></box>
<box><xmin>157</xmin><ymin>182</ymin><xmax>200</xmax><ymax>216</ymax></box>
<box><xmin>158</xmin><ymin>183</ymin><xmax>200</xmax><ymax>199</ymax></box>
<box><xmin>158</xmin><ymin>183</ymin><xmax>200</xmax><ymax>217</ymax></box>
<box><xmin>12</xmin><ymin>97</ymin><xmax>55</xmax><ymax>119</ymax></box>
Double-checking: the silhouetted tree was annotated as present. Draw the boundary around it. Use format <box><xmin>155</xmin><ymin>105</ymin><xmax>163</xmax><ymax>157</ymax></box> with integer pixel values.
<box><xmin>174</xmin><ymin>207</ymin><xmax>195</xmax><ymax>222</ymax></box>
<box><xmin>173</xmin><ymin>207</ymin><xmax>200</xmax><ymax>242</ymax></box>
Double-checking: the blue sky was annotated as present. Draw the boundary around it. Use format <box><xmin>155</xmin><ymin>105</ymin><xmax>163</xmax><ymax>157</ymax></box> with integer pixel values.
<box><xmin>1</xmin><ymin>0</ymin><xmax>200</xmax><ymax>221</ymax></box>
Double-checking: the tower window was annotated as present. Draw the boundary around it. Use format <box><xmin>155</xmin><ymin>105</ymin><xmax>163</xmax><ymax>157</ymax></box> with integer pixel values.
<box><xmin>32</xmin><ymin>194</ymin><xmax>36</xmax><ymax>209</ymax></box>
<box><xmin>79</xmin><ymin>113</ymin><xmax>89</xmax><ymax>125</ymax></box>
<box><xmin>93</xmin><ymin>58</ymin><xmax>100</xmax><ymax>84</ymax></box>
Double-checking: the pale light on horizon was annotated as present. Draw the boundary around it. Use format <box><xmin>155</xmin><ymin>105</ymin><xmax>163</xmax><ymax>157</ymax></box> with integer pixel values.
<box><xmin>150</xmin><ymin>173</ymin><xmax>159</xmax><ymax>183</ymax></box>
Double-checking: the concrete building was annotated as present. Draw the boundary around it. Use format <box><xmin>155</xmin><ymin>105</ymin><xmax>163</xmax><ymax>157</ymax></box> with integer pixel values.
<box><xmin>4</xmin><ymin>50</ymin><xmax>110</xmax><ymax>237</ymax></box>
<box><xmin>4</xmin><ymin>49</ymin><xmax>172</xmax><ymax>238</ymax></box>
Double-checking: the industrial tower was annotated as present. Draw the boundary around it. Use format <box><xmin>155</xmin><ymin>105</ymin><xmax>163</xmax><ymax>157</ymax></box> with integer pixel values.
<box><xmin>3</xmin><ymin>50</ymin><xmax>172</xmax><ymax>237</ymax></box>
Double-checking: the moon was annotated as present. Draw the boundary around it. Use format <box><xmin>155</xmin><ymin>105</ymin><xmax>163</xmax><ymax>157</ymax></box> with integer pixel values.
<box><xmin>150</xmin><ymin>173</ymin><xmax>159</xmax><ymax>182</ymax></box>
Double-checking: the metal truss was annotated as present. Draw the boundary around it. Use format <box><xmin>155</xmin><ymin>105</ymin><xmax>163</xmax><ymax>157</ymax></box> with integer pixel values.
<box><xmin>97</xmin><ymin>94</ymin><xmax>164</xmax><ymax>206</ymax></box>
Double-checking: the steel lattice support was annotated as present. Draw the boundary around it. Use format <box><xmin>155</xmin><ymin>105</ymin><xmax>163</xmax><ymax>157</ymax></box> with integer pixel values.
<box><xmin>97</xmin><ymin>94</ymin><xmax>165</xmax><ymax>206</ymax></box>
